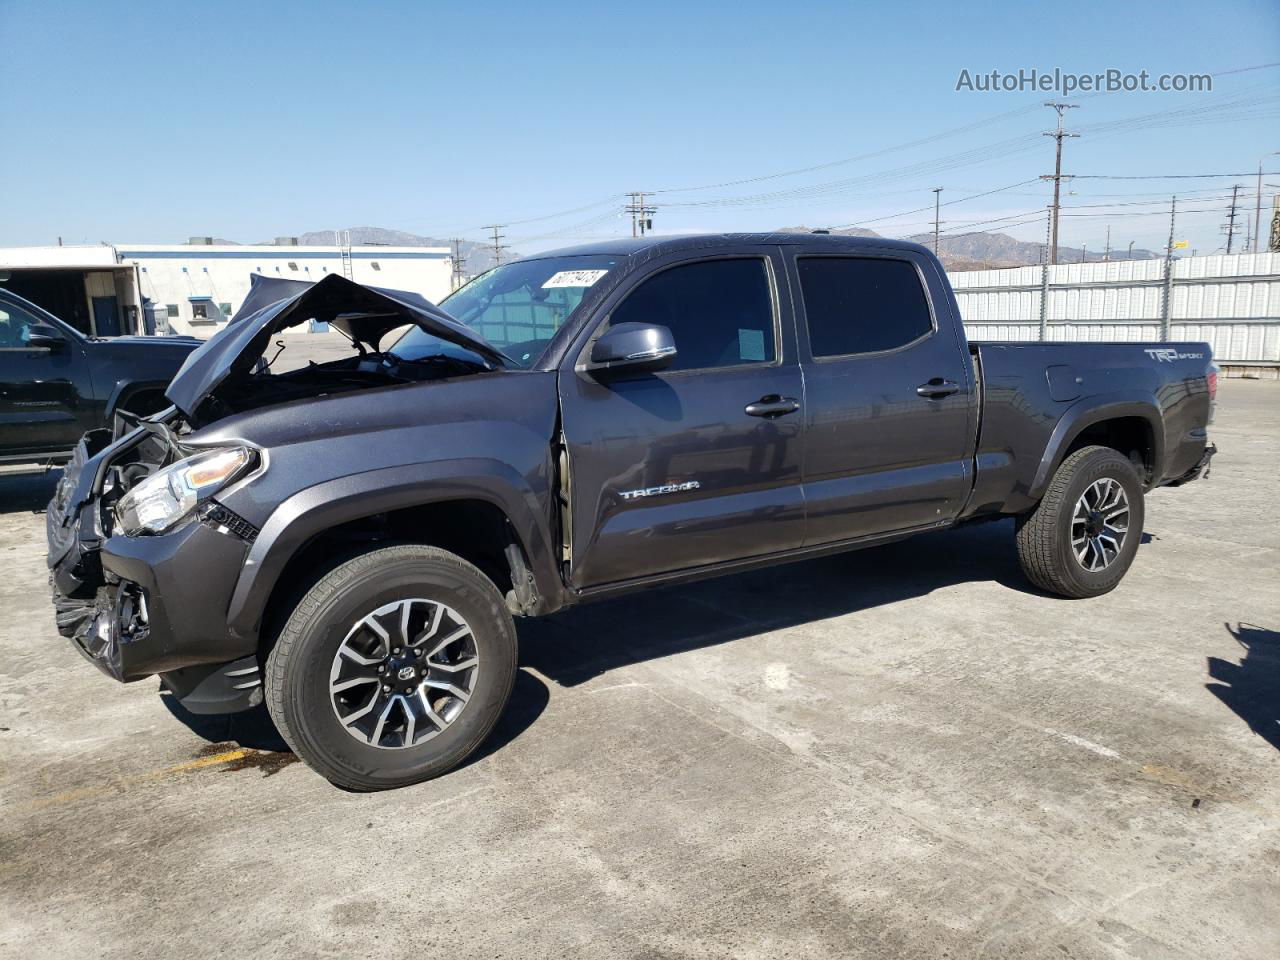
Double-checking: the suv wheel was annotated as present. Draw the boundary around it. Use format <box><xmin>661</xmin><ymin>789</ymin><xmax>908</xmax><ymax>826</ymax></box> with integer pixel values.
<box><xmin>1015</xmin><ymin>445</ymin><xmax>1146</xmax><ymax>599</ymax></box>
<box><xmin>265</xmin><ymin>545</ymin><xmax>516</xmax><ymax>790</ymax></box>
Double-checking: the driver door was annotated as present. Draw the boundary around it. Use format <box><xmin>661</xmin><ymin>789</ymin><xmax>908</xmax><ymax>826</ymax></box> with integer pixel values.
<box><xmin>0</xmin><ymin>297</ymin><xmax>90</xmax><ymax>455</ymax></box>
<box><xmin>559</xmin><ymin>249</ymin><xmax>806</xmax><ymax>589</ymax></box>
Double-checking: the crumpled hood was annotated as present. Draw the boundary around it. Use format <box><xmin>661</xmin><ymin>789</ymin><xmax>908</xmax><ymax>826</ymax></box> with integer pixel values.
<box><xmin>164</xmin><ymin>273</ymin><xmax>504</xmax><ymax>417</ymax></box>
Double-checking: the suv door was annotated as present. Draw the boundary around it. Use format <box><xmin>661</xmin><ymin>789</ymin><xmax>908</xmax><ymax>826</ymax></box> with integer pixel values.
<box><xmin>560</xmin><ymin>249</ymin><xmax>805</xmax><ymax>588</ymax></box>
<box><xmin>0</xmin><ymin>295</ymin><xmax>92</xmax><ymax>456</ymax></box>
<box><xmin>786</xmin><ymin>248</ymin><xmax>977</xmax><ymax>544</ymax></box>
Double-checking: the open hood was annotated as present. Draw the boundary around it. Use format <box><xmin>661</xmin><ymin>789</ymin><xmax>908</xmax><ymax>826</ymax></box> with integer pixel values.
<box><xmin>164</xmin><ymin>273</ymin><xmax>505</xmax><ymax>417</ymax></box>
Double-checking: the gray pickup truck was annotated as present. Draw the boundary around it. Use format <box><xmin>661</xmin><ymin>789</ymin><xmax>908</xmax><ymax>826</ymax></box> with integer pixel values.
<box><xmin>45</xmin><ymin>234</ymin><xmax>1216</xmax><ymax>790</ymax></box>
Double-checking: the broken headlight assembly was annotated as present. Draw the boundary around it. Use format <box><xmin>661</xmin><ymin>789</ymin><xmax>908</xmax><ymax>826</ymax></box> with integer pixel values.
<box><xmin>115</xmin><ymin>446</ymin><xmax>256</xmax><ymax>536</ymax></box>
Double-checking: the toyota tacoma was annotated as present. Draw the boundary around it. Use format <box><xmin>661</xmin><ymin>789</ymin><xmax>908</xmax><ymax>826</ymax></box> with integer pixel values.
<box><xmin>44</xmin><ymin>234</ymin><xmax>1217</xmax><ymax>790</ymax></box>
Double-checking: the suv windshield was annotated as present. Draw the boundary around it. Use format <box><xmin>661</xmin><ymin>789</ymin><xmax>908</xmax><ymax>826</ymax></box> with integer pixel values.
<box><xmin>390</xmin><ymin>254</ymin><xmax>620</xmax><ymax>368</ymax></box>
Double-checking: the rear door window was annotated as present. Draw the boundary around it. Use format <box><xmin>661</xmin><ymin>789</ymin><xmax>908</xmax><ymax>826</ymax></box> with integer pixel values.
<box><xmin>797</xmin><ymin>257</ymin><xmax>933</xmax><ymax>357</ymax></box>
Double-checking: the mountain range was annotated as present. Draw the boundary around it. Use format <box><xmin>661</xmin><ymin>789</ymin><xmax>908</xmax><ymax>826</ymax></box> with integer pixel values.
<box><xmin>236</xmin><ymin>225</ymin><xmax>1159</xmax><ymax>273</ymax></box>
<box><xmin>776</xmin><ymin>226</ymin><xmax>1159</xmax><ymax>269</ymax></box>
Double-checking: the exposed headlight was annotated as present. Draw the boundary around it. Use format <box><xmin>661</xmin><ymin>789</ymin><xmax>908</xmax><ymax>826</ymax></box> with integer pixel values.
<box><xmin>116</xmin><ymin>446</ymin><xmax>255</xmax><ymax>536</ymax></box>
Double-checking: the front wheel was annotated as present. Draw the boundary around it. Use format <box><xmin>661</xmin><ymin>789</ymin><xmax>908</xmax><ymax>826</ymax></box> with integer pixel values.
<box><xmin>1015</xmin><ymin>445</ymin><xmax>1145</xmax><ymax>599</ymax></box>
<box><xmin>265</xmin><ymin>545</ymin><xmax>517</xmax><ymax>791</ymax></box>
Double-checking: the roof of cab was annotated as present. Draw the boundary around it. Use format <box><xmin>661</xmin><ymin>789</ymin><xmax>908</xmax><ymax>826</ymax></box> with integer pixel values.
<box><xmin>527</xmin><ymin>232</ymin><xmax>934</xmax><ymax>260</ymax></box>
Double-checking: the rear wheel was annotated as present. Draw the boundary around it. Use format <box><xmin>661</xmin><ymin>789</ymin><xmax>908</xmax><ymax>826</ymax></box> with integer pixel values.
<box><xmin>265</xmin><ymin>545</ymin><xmax>516</xmax><ymax>790</ymax></box>
<box><xmin>1015</xmin><ymin>445</ymin><xmax>1145</xmax><ymax>599</ymax></box>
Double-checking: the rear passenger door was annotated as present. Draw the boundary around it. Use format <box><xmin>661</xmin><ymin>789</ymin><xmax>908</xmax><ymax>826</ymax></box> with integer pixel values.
<box><xmin>560</xmin><ymin>249</ymin><xmax>806</xmax><ymax>588</ymax></box>
<box><xmin>787</xmin><ymin>248</ymin><xmax>977</xmax><ymax>545</ymax></box>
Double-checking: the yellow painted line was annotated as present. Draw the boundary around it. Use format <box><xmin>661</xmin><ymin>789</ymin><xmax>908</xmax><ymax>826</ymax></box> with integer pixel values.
<box><xmin>167</xmin><ymin>749</ymin><xmax>249</xmax><ymax>772</ymax></box>
<box><xmin>23</xmin><ymin>748</ymin><xmax>255</xmax><ymax>810</ymax></box>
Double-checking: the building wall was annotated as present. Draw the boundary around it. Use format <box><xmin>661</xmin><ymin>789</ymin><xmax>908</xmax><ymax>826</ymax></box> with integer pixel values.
<box><xmin>949</xmin><ymin>251</ymin><xmax>1280</xmax><ymax>366</ymax></box>
<box><xmin>118</xmin><ymin>244</ymin><xmax>453</xmax><ymax>337</ymax></box>
<box><xmin>0</xmin><ymin>246</ymin><xmax>143</xmax><ymax>335</ymax></box>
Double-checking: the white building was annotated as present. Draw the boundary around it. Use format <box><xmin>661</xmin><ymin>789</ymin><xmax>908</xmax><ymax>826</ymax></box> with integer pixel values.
<box><xmin>121</xmin><ymin>241</ymin><xmax>453</xmax><ymax>336</ymax></box>
<box><xmin>0</xmin><ymin>241</ymin><xmax>453</xmax><ymax>338</ymax></box>
<box><xmin>0</xmin><ymin>244</ymin><xmax>143</xmax><ymax>337</ymax></box>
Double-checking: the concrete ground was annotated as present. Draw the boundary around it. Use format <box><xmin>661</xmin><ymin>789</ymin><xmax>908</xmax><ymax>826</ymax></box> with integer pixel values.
<box><xmin>1</xmin><ymin>381</ymin><xmax>1277</xmax><ymax>959</ymax></box>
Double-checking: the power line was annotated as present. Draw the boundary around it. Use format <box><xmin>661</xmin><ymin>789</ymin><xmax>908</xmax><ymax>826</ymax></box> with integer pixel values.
<box><xmin>1073</xmin><ymin>172</ymin><xmax>1280</xmax><ymax>180</ymax></box>
<box><xmin>830</xmin><ymin>178</ymin><xmax>1041</xmax><ymax>229</ymax></box>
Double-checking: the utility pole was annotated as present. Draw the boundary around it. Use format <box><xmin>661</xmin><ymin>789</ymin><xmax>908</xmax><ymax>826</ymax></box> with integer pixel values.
<box><xmin>449</xmin><ymin>239</ymin><xmax>467</xmax><ymax>290</ymax></box>
<box><xmin>1038</xmin><ymin>207</ymin><xmax>1052</xmax><ymax>341</ymax></box>
<box><xmin>1104</xmin><ymin>225</ymin><xmax>1111</xmax><ymax>261</ymax></box>
<box><xmin>1081</xmin><ymin>243</ymin><xmax>1088</xmax><ymax>263</ymax></box>
<box><xmin>484</xmin><ymin>225</ymin><xmax>508</xmax><ymax>266</ymax></box>
<box><xmin>931</xmin><ymin>187</ymin><xmax>943</xmax><ymax>255</ymax></box>
<box><xmin>626</xmin><ymin>192</ymin><xmax>656</xmax><ymax>237</ymax></box>
<box><xmin>1160</xmin><ymin>197</ymin><xmax>1177</xmax><ymax>341</ymax></box>
<box><xmin>1225</xmin><ymin>185</ymin><xmax>1241</xmax><ymax>254</ymax></box>
<box><xmin>1040</xmin><ymin>102</ymin><xmax>1079</xmax><ymax>265</ymax></box>
<box><xmin>1255</xmin><ymin>153</ymin><xmax>1279</xmax><ymax>254</ymax></box>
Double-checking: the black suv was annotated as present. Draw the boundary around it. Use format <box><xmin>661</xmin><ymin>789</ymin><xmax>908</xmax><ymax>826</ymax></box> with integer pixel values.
<box><xmin>0</xmin><ymin>288</ymin><xmax>199</xmax><ymax>467</ymax></box>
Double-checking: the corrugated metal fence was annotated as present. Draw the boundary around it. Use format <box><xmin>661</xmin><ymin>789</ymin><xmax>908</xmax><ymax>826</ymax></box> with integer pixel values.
<box><xmin>949</xmin><ymin>251</ymin><xmax>1280</xmax><ymax>370</ymax></box>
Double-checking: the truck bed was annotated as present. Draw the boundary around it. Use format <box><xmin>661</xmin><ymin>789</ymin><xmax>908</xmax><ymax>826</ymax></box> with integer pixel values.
<box><xmin>966</xmin><ymin>340</ymin><xmax>1214</xmax><ymax>516</ymax></box>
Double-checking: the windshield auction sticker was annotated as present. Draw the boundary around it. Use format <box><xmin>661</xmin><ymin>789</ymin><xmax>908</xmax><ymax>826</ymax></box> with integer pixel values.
<box><xmin>542</xmin><ymin>270</ymin><xmax>609</xmax><ymax>289</ymax></box>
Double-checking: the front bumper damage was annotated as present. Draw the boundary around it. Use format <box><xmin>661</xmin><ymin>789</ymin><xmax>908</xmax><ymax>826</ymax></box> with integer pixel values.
<box><xmin>45</xmin><ymin>426</ymin><xmax>263</xmax><ymax>713</ymax></box>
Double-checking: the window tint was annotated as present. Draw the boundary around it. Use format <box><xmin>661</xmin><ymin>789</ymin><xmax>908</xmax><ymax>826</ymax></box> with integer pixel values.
<box><xmin>610</xmin><ymin>258</ymin><xmax>775</xmax><ymax>372</ymax></box>
<box><xmin>0</xmin><ymin>304</ymin><xmax>38</xmax><ymax>348</ymax></box>
<box><xmin>798</xmin><ymin>257</ymin><xmax>932</xmax><ymax>357</ymax></box>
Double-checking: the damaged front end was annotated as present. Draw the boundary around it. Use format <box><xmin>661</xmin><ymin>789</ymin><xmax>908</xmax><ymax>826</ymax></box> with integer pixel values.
<box><xmin>46</xmin><ymin>408</ymin><xmax>269</xmax><ymax>710</ymax></box>
<box><xmin>47</xmin><ymin>411</ymin><xmax>207</xmax><ymax>679</ymax></box>
<box><xmin>45</xmin><ymin>274</ymin><xmax>506</xmax><ymax>709</ymax></box>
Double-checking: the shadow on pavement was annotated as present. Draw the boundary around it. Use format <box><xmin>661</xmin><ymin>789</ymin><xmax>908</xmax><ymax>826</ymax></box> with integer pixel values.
<box><xmin>160</xmin><ymin>695</ymin><xmax>291</xmax><ymax>752</ymax></box>
<box><xmin>1207</xmin><ymin>622</ymin><xmax>1280</xmax><ymax>751</ymax></box>
<box><xmin>519</xmin><ymin>518</ymin><xmax>1049</xmax><ymax>688</ymax></box>
<box><xmin>158</xmin><ymin>667</ymin><xmax>551</xmax><ymax>768</ymax></box>
<box><xmin>0</xmin><ymin>471</ymin><xmax>60</xmax><ymax>514</ymax></box>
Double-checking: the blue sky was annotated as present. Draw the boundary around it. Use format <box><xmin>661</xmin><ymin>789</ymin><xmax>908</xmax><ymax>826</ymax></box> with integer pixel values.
<box><xmin>2</xmin><ymin>0</ymin><xmax>1277</xmax><ymax>255</ymax></box>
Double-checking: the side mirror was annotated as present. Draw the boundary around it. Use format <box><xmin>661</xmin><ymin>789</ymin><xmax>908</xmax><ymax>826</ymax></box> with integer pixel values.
<box><xmin>588</xmin><ymin>322</ymin><xmax>676</xmax><ymax>374</ymax></box>
<box><xmin>25</xmin><ymin>323</ymin><xmax>66</xmax><ymax>351</ymax></box>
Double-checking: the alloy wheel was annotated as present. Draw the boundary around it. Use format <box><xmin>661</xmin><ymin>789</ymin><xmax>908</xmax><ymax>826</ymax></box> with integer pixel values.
<box><xmin>328</xmin><ymin>598</ymin><xmax>479</xmax><ymax>749</ymax></box>
<box><xmin>1071</xmin><ymin>478</ymin><xmax>1130</xmax><ymax>572</ymax></box>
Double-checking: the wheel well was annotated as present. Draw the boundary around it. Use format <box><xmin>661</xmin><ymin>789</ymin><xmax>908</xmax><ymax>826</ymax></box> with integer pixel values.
<box><xmin>258</xmin><ymin>499</ymin><xmax>528</xmax><ymax>653</ymax></box>
<box><xmin>1064</xmin><ymin>416</ymin><xmax>1155</xmax><ymax>483</ymax></box>
<box><xmin>115</xmin><ymin>386</ymin><xmax>168</xmax><ymax>416</ymax></box>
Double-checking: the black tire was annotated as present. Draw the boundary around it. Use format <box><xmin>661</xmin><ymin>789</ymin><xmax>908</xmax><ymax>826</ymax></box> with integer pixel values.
<box><xmin>265</xmin><ymin>544</ymin><xmax>516</xmax><ymax>791</ymax></box>
<box><xmin>1015</xmin><ymin>445</ymin><xmax>1145</xmax><ymax>599</ymax></box>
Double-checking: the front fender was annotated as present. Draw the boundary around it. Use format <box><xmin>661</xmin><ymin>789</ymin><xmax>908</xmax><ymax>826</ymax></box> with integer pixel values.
<box><xmin>1029</xmin><ymin>391</ymin><xmax>1164</xmax><ymax>499</ymax></box>
<box><xmin>224</xmin><ymin>458</ymin><xmax>562</xmax><ymax>642</ymax></box>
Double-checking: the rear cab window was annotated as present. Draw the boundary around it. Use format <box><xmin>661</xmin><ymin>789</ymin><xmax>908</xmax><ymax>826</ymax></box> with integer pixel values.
<box><xmin>797</xmin><ymin>256</ymin><xmax>933</xmax><ymax>358</ymax></box>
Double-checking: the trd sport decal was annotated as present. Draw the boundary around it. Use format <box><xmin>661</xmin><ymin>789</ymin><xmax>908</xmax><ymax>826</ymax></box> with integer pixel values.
<box><xmin>619</xmin><ymin>481</ymin><xmax>701</xmax><ymax>501</ymax></box>
<box><xmin>1144</xmin><ymin>348</ymin><xmax>1204</xmax><ymax>362</ymax></box>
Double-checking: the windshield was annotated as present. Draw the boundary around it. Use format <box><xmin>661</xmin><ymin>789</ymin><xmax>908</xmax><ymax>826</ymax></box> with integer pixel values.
<box><xmin>390</xmin><ymin>254</ymin><xmax>620</xmax><ymax>368</ymax></box>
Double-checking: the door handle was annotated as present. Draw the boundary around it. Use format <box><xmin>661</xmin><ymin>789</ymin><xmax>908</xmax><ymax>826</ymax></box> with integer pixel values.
<box><xmin>916</xmin><ymin>379</ymin><xmax>960</xmax><ymax>399</ymax></box>
<box><xmin>745</xmin><ymin>395</ymin><xmax>801</xmax><ymax>418</ymax></box>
